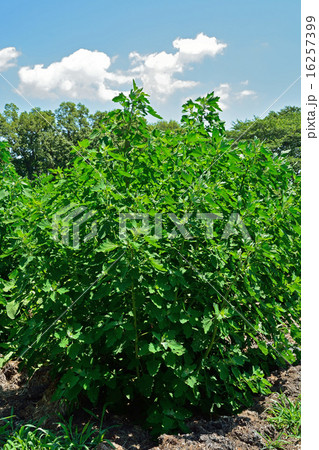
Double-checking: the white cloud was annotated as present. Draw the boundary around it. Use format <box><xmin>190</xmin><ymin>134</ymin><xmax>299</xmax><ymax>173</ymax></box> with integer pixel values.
<box><xmin>235</xmin><ymin>89</ymin><xmax>256</xmax><ymax>99</ymax></box>
<box><xmin>18</xmin><ymin>48</ymin><xmax>131</xmax><ymax>101</ymax></box>
<box><xmin>17</xmin><ymin>33</ymin><xmax>227</xmax><ymax>102</ymax></box>
<box><xmin>240</xmin><ymin>80</ymin><xmax>249</xmax><ymax>86</ymax></box>
<box><xmin>129</xmin><ymin>50</ymin><xmax>197</xmax><ymax>98</ymax></box>
<box><xmin>129</xmin><ymin>33</ymin><xmax>227</xmax><ymax>100</ymax></box>
<box><xmin>173</xmin><ymin>33</ymin><xmax>227</xmax><ymax>62</ymax></box>
<box><xmin>213</xmin><ymin>83</ymin><xmax>256</xmax><ymax>110</ymax></box>
<box><xmin>0</xmin><ymin>47</ymin><xmax>20</xmax><ymax>72</ymax></box>
<box><xmin>214</xmin><ymin>83</ymin><xmax>231</xmax><ymax>110</ymax></box>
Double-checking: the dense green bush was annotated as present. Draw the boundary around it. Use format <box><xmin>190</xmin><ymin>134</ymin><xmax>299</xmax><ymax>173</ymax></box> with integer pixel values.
<box><xmin>0</xmin><ymin>83</ymin><xmax>300</xmax><ymax>435</ymax></box>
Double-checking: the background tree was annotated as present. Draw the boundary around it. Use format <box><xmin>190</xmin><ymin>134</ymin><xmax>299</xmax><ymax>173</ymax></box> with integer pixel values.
<box><xmin>55</xmin><ymin>102</ymin><xmax>92</xmax><ymax>142</ymax></box>
<box><xmin>149</xmin><ymin>119</ymin><xmax>181</xmax><ymax>132</ymax></box>
<box><xmin>0</xmin><ymin>105</ymin><xmax>57</xmax><ymax>178</ymax></box>
<box><xmin>226</xmin><ymin>106</ymin><xmax>301</xmax><ymax>171</ymax></box>
<box><xmin>0</xmin><ymin>102</ymin><xmax>101</xmax><ymax>179</ymax></box>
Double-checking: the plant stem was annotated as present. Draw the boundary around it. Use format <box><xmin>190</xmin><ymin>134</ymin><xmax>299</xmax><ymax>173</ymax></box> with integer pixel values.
<box><xmin>131</xmin><ymin>283</ymin><xmax>140</xmax><ymax>378</ymax></box>
<box><xmin>203</xmin><ymin>320</ymin><xmax>219</xmax><ymax>361</ymax></box>
<box><xmin>198</xmin><ymin>296</ymin><xmax>228</xmax><ymax>371</ymax></box>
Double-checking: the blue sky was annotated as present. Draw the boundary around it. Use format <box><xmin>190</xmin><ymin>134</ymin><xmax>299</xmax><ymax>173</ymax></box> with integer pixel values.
<box><xmin>0</xmin><ymin>0</ymin><xmax>300</xmax><ymax>128</ymax></box>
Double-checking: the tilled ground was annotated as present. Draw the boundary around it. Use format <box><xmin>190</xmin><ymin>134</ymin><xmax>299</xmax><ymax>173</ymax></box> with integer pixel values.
<box><xmin>0</xmin><ymin>361</ymin><xmax>300</xmax><ymax>450</ymax></box>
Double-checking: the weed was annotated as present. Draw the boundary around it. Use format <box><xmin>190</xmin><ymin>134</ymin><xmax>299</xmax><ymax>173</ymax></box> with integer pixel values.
<box><xmin>266</xmin><ymin>393</ymin><xmax>301</xmax><ymax>438</ymax></box>
<box><xmin>0</xmin><ymin>406</ymin><xmax>115</xmax><ymax>449</ymax></box>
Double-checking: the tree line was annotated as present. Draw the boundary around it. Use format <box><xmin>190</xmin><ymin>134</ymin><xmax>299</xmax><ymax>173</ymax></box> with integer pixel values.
<box><xmin>0</xmin><ymin>102</ymin><xmax>300</xmax><ymax>179</ymax></box>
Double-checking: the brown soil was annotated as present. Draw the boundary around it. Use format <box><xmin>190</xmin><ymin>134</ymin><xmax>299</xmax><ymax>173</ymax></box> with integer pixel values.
<box><xmin>0</xmin><ymin>361</ymin><xmax>300</xmax><ymax>449</ymax></box>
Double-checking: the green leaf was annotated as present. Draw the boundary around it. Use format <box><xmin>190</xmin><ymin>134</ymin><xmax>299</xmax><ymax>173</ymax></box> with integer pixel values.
<box><xmin>87</xmin><ymin>386</ymin><xmax>98</xmax><ymax>404</ymax></box>
<box><xmin>231</xmin><ymin>354</ymin><xmax>246</xmax><ymax>366</ymax></box>
<box><xmin>147</xmin><ymin>106</ymin><xmax>162</xmax><ymax>120</ymax></box>
<box><xmin>219</xmin><ymin>363</ymin><xmax>229</xmax><ymax>381</ymax></box>
<box><xmin>185</xmin><ymin>375</ymin><xmax>197</xmax><ymax>388</ymax></box>
<box><xmin>164</xmin><ymin>406</ymin><xmax>191</xmax><ymax>420</ymax></box>
<box><xmin>96</xmin><ymin>240</ymin><xmax>119</xmax><ymax>252</ymax></box>
<box><xmin>117</xmin><ymin>169</ymin><xmax>133</xmax><ymax>178</ymax></box>
<box><xmin>151</xmin><ymin>296</ymin><xmax>163</xmax><ymax>309</ymax></box>
<box><xmin>78</xmin><ymin>139</ymin><xmax>91</xmax><ymax>148</ymax></box>
<box><xmin>149</xmin><ymin>258</ymin><xmax>166</xmax><ymax>272</ymax></box>
<box><xmin>107</xmin><ymin>150</ymin><xmax>127</xmax><ymax>161</ymax></box>
<box><xmin>112</xmin><ymin>93</ymin><xmax>127</xmax><ymax>103</ymax></box>
<box><xmin>67</xmin><ymin>342</ymin><xmax>81</xmax><ymax>359</ymax></box>
<box><xmin>58</xmin><ymin>336</ymin><xmax>69</xmax><ymax>348</ymax></box>
<box><xmin>90</xmin><ymin>129</ymin><xmax>101</xmax><ymax>139</ymax></box>
<box><xmin>162</xmin><ymin>352</ymin><xmax>176</xmax><ymax>368</ymax></box>
<box><xmin>57</xmin><ymin>287</ymin><xmax>69</xmax><ymax>294</ymax></box>
<box><xmin>146</xmin><ymin>359</ymin><xmax>161</xmax><ymax>376</ymax></box>
<box><xmin>257</xmin><ymin>340</ymin><xmax>269</xmax><ymax>355</ymax></box>
<box><xmin>162</xmin><ymin>416</ymin><xmax>175</xmax><ymax>430</ymax></box>
<box><xmin>166</xmin><ymin>340</ymin><xmax>185</xmax><ymax>356</ymax></box>
<box><xmin>231</xmin><ymin>366</ymin><xmax>241</xmax><ymax>380</ymax></box>
<box><xmin>181</xmin><ymin>171</ymin><xmax>193</xmax><ymax>183</ymax></box>
<box><xmin>149</xmin><ymin>342</ymin><xmax>161</xmax><ymax>353</ymax></box>
<box><xmin>0</xmin><ymin>190</ymin><xmax>9</xmax><ymax>200</ymax></box>
<box><xmin>6</xmin><ymin>300</ymin><xmax>19</xmax><ymax>319</ymax></box>
<box><xmin>202</xmin><ymin>316</ymin><xmax>213</xmax><ymax>334</ymax></box>
<box><xmin>136</xmin><ymin>374</ymin><xmax>154</xmax><ymax>398</ymax></box>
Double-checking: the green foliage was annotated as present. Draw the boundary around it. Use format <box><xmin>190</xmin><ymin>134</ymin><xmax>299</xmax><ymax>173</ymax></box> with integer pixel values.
<box><xmin>56</xmin><ymin>406</ymin><xmax>114</xmax><ymax>449</ymax></box>
<box><xmin>258</xmin><ymin>393</ymin><xmax>301</xmax><ymax>448</ymax></box>
<box><xmin>0</xmin><ymin>102</ymin><xmax>94</xmax><ymax>178</ymax></box>
<box><xmin>0</xmin><ymin>409</ymin><xmax>114</xmax><ymax>449</ymax></box>
<box><xmin>149</xmin><ymin>120</ymin><xmax>181</xmax><ymax>132</ymax></box>
<box><xmin>259</xmin><ymin>432</ymin><xmax>289</xmax><ymax>450</ymax></box>
<box><xmin>0</xmin><ymin>83</ymin><xmax>300</xmax><ymax>435</ymax></box>
<box><xmin>266</xmin><ymin>393</ymin><xmax>301</xmax><ymax>437</ymax></box>
<box><xmin>226</xmin><ymin>106</ymin><xmax>301</xmax><ymax>172</ymax></box>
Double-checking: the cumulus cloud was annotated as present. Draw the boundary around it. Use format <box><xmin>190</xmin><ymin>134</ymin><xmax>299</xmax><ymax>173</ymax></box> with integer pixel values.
<box><xmin>214</xmin><ymin>83</ymin><xmax>231</xmax><ymax>110</ymax></box>
<box><xmin>213</xmin><ymin>83</ymin><xmax>256</xmax><ymax>110</ymax></box>
<box><xmin>235</xmin><ymin>89</ymin><xmax>256</xmax><ymax>99</ymax></box>
<box><xmin>17</xmin><ymin>33</ymin><xmax>227</xmax><ymax>102</ymax></box>
<box><xmin>129</xmin><ymin>33</ymin><xmax>227</xmax><ymax>100</ymax></box>
<box><xmin>18</xmin><ymin>48</ymin><xmax>131</xmax><ymax>101</ymax></box>
<box><xmin>173</xmin><ymin>33</ymin><xmax>227</xmax><ymax>62</ymax></box>
<box><xmin>129</xmin><ymin>50</ymin><xmax>197</xmax><ymax>98</ymax></box>
<box><xmin>0</xmin><ymin>47</ymin><xmax>20</xmax><ymax>72</ymax></box>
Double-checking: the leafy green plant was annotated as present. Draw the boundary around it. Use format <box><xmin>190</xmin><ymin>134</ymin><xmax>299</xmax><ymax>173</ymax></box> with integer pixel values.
<box><xmin>0</xmin><ymin>83</ymin><xmax>300</xmax><ymax>435</ymax></box>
